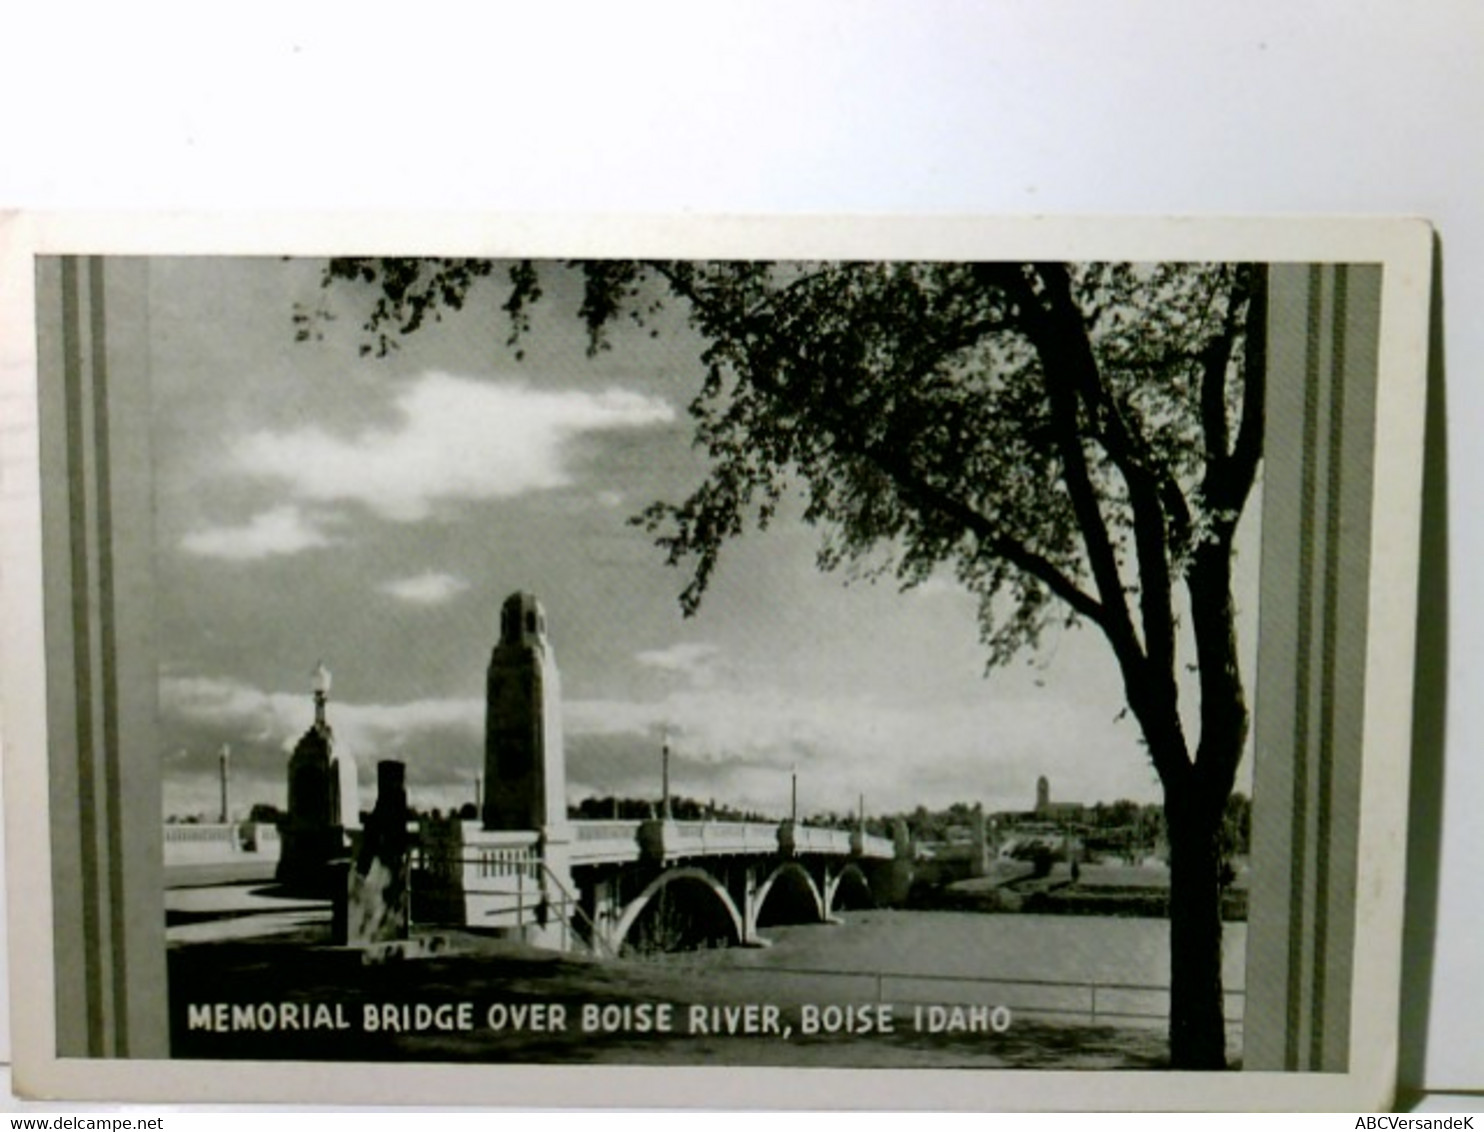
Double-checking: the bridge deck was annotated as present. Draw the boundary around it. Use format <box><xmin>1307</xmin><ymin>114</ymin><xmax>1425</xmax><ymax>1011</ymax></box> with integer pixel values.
<box><xmin>413</xmin><ymin>819</ymin><xmax>898</xmax><ymax>938</ymax></box>
<box><xmin>425</xmin><ymin>818</ymin><xmax>894</xmax><ymax>873</ymax></box>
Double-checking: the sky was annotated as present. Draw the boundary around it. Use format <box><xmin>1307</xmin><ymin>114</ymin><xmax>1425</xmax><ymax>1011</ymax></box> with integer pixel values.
<box><xmin>150</xmin><ymin>258</ymin><xmax>1259</xmax><ymax>822</ymax></box>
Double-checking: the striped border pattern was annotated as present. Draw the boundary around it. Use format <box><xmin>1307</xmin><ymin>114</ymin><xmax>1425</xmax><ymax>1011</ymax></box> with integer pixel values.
<box><xmin>1248</xmin><ymin>263</ymin><xmax>1380</xmax><ymax>1072</ymax></box>
<box><xmin>38</xmin><ymin>256</ymin><xmax>167</xmax><ymax>1058</ymax></box>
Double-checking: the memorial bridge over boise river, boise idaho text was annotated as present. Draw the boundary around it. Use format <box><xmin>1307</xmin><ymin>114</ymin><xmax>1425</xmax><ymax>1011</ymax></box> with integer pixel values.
<box><xmin>176</xmin><ymin>591</ymin><xmax>912</xmax><ymax>958</ymax></box>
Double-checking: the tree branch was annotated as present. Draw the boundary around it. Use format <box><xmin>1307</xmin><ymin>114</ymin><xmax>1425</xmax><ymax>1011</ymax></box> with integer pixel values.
<box><xmin>657</xmin><ymin>262</ymin><xmax>1109</xmax><ymax>630</ymax></box>
<box><xmin>1190</xmin><ymin>262</ymin><xmax>1265</xmax><ymax>566</ymax></box>
<box><xmin>857</xmin><ymin>437</ymin><xmax>1108</xmax><ymax>628</ymax></box>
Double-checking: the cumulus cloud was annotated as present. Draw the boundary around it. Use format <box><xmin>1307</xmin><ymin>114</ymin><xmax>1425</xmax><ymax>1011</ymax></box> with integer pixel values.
<box><xmin>561</xmin><ymin>680</ymin><xmax>1133</xmax><ymax>816</ymax></box>
<box><xmin>159</xmin><ymin>674</ymin><xmax>482</xmax><ymax>761</ymax></box>
<box><xmin>229</xmin><ymin>372</ymin><xmax>674</xmax><ymax>521</ymax></box>
<box><xmin>377</xmin><ymin>571</ymin><xmax>470</xmax><ymax>605</ymax></box>
<box><xmin>633</xmin><ymin>642</ymin><xmax>721</xmax><ymax>682</ymax></box>
<box><xmin>180</xmin><ymin>505</ymin><xmax>333</xmax><ymax>560</ymax></box>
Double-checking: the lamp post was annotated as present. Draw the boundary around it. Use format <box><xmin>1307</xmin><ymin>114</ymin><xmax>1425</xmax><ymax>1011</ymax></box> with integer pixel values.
<box><xmin>661</xmin><ymin>728</ymin><xmax>671</xmax><ymax>820</ymax></box>
<box><xmin>218</xmin><ymin>743</ymin><xmax>231</xmax><ymax>824</ymax></box>
<box><xmin>790</xmin><ymin>765</ymin><xmax>798</xmax><ymax>824</ymax></box>
<box><xmin>312</xmin><ymin>661</ymin><xmax>332</xmax><ymax>729</ymax></box>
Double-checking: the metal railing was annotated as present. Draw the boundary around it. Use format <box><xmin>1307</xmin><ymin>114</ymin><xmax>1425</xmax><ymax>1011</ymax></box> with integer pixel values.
<box><xmin>409</xmin><ymin>851</ymin><xmax>613</xmax><ymax>958</ymax></box>
<box><xmin>537</xmin><ymin>860</ymin><xmax>616</xmax><ymax>958</ymax></box>
<box><xmin>713</xmin><ymin>964</ymin><xmax>1245</xmax><ymax>1030</ymax></box>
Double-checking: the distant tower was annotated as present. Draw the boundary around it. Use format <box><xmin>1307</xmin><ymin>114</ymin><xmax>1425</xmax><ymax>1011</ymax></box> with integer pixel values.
<box><xmin>971</xmin><ymin>801</ymin><xmax>989</xmax><ymax>877</ymax></box>
<box><xmin>660</xmin><ymin>727</ymin><xmax>672</xmax><ymax>820</ymax></box>
<box><xmin>1036</xmin><ymin>775</ymin><xmax>1050</xmax><ymax>816</ymax></box>
<box><xmin>482</xmin><ymin>593</ymin><xmax>568</xmax><ymax>831</ymax></box>
<box><xmin>218</xmin><ymin>743</ymin><xmax>231</xmax><ymax>823</ymax></box>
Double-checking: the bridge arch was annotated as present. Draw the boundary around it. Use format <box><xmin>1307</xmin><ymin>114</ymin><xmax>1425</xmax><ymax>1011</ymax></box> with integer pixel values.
<box><xmin>824</xmin><ymin>862</ymin><xmax>874</xmax><ymax>916</ymax></box>
<box><xmin>752</xmin><ymin>861</ymin><xmax>827</xmax><ymax>930</ymax></box>
<box><xmin>610</xmin><ymin>866</ymin><xmax>746</xmax><ymax>954</ymax></box>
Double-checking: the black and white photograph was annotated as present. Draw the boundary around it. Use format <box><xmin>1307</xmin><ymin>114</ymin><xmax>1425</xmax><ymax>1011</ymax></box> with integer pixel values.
<box><xmin>0</xmin><ymin>217</ymin><xmax>1432</xmax><ymax>1108</ymax></box>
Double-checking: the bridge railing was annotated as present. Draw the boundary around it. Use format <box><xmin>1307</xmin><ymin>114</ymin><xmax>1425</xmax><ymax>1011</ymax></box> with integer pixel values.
<box><xmin>570</xmin><ymin>820</ymin><xmax>643</xmax><ymax>862</ymax></box>
<box><xmin>574</xmin><ymin>820</ymin><xmax>642</xmax><ymax>842</ymax></box>
<box><xmin>162</xmin><ymin>821</ymin><xmax>282</xmax><ymax>865</ymax></box>
<box><xmin>790</xmin><ymin>826</ymin><xmax>853</xmax><ymax>854</ymax></box>
<box><xmin>667</xmin><ymin>820</ymin><xmax>781</xmax><ymax>856</ymax></box>
<box><xmin>786</xmin><ymin>825</ymin><xmax>896</xmax><ymax>858</ymax></box>
<box><xmin>411</xmin><ymin>819</ymin><xmax>899</xmax><ymax>875</ymax></box>
<box><xmin>163</xmin><ymin>823</ymin><xmax>240</xmax><ymax>846</ymax></box>
<box><xmin>565</xmin><ymin>818</ymin><xmax>898</xmax><ymax>861</ymax></box>
<box><xmin>860</xmin><ymin>832</ymin><xmax>896</xmax><ymax>858</ymax></box>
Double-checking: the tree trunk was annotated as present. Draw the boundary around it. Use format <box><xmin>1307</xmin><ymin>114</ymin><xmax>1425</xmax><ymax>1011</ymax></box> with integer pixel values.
<box><xmin>1165</xmin><ymin>800</ymin><xmax>1228</xmax><ymax>1069</ymax></box>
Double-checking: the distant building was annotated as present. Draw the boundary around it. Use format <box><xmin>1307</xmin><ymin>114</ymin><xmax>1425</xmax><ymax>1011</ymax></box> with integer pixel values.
<box><xmin>1034</xmin><ymin>775</ymin><xmax>1087</xmax><ymax>822</ymax></box>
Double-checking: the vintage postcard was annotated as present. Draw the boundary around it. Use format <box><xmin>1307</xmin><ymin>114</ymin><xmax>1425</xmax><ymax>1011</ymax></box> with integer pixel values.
<box><xmin>0</xmin><ymin>215</ymin><xmax>1432</xmax><ymax>1108</ymax></box>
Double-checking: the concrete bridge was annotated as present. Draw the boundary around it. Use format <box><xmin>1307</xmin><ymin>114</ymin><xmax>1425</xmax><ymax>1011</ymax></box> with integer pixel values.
<box><xmin>412</xmin><ymin>814</ymin><xmax>908</xmax><ymax>954</ymax></box>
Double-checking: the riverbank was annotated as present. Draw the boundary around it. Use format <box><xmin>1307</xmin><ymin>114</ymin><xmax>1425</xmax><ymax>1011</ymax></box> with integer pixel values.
<box><xmin>910</xmin><ymin>861</ymin><xmax>1249</xmax><ymax>922</ymax></box>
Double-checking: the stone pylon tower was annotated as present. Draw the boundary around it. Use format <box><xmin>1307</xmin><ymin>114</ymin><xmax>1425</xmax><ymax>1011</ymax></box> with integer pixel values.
<box><xmin>482</xmin><ymin>592</ymin><xmax>568</xmax><ymax>831</ymax></box>
<box><xmin>276</xmin><ymin>662</ymin><xmax>346</xmax><ymax>893</ymax></box>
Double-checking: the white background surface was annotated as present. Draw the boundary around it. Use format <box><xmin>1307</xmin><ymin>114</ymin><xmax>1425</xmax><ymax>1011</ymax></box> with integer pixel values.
<box><xmin>0</xmin><ymin>0</ymin><xmax>1478</xmax><ymax>1101</ymax></box>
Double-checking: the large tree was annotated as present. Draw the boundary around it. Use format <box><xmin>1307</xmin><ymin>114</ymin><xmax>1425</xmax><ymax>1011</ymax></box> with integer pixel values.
<box><xmin>310</xmin><ymin>256</ymin><xmax>1264</xmax><ymax>1069</ymax></box>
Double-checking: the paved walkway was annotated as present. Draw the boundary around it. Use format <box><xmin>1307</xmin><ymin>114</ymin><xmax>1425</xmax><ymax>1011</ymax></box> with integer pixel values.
<box><xmin>165</xmin><ymin>859</ymin><xmax>278</xmax><ymax>888</ymax></box>
<box><xmin>165</xmin><ymin>883</ymin><xmax>330</xmax><ymax>944</ymax></box>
